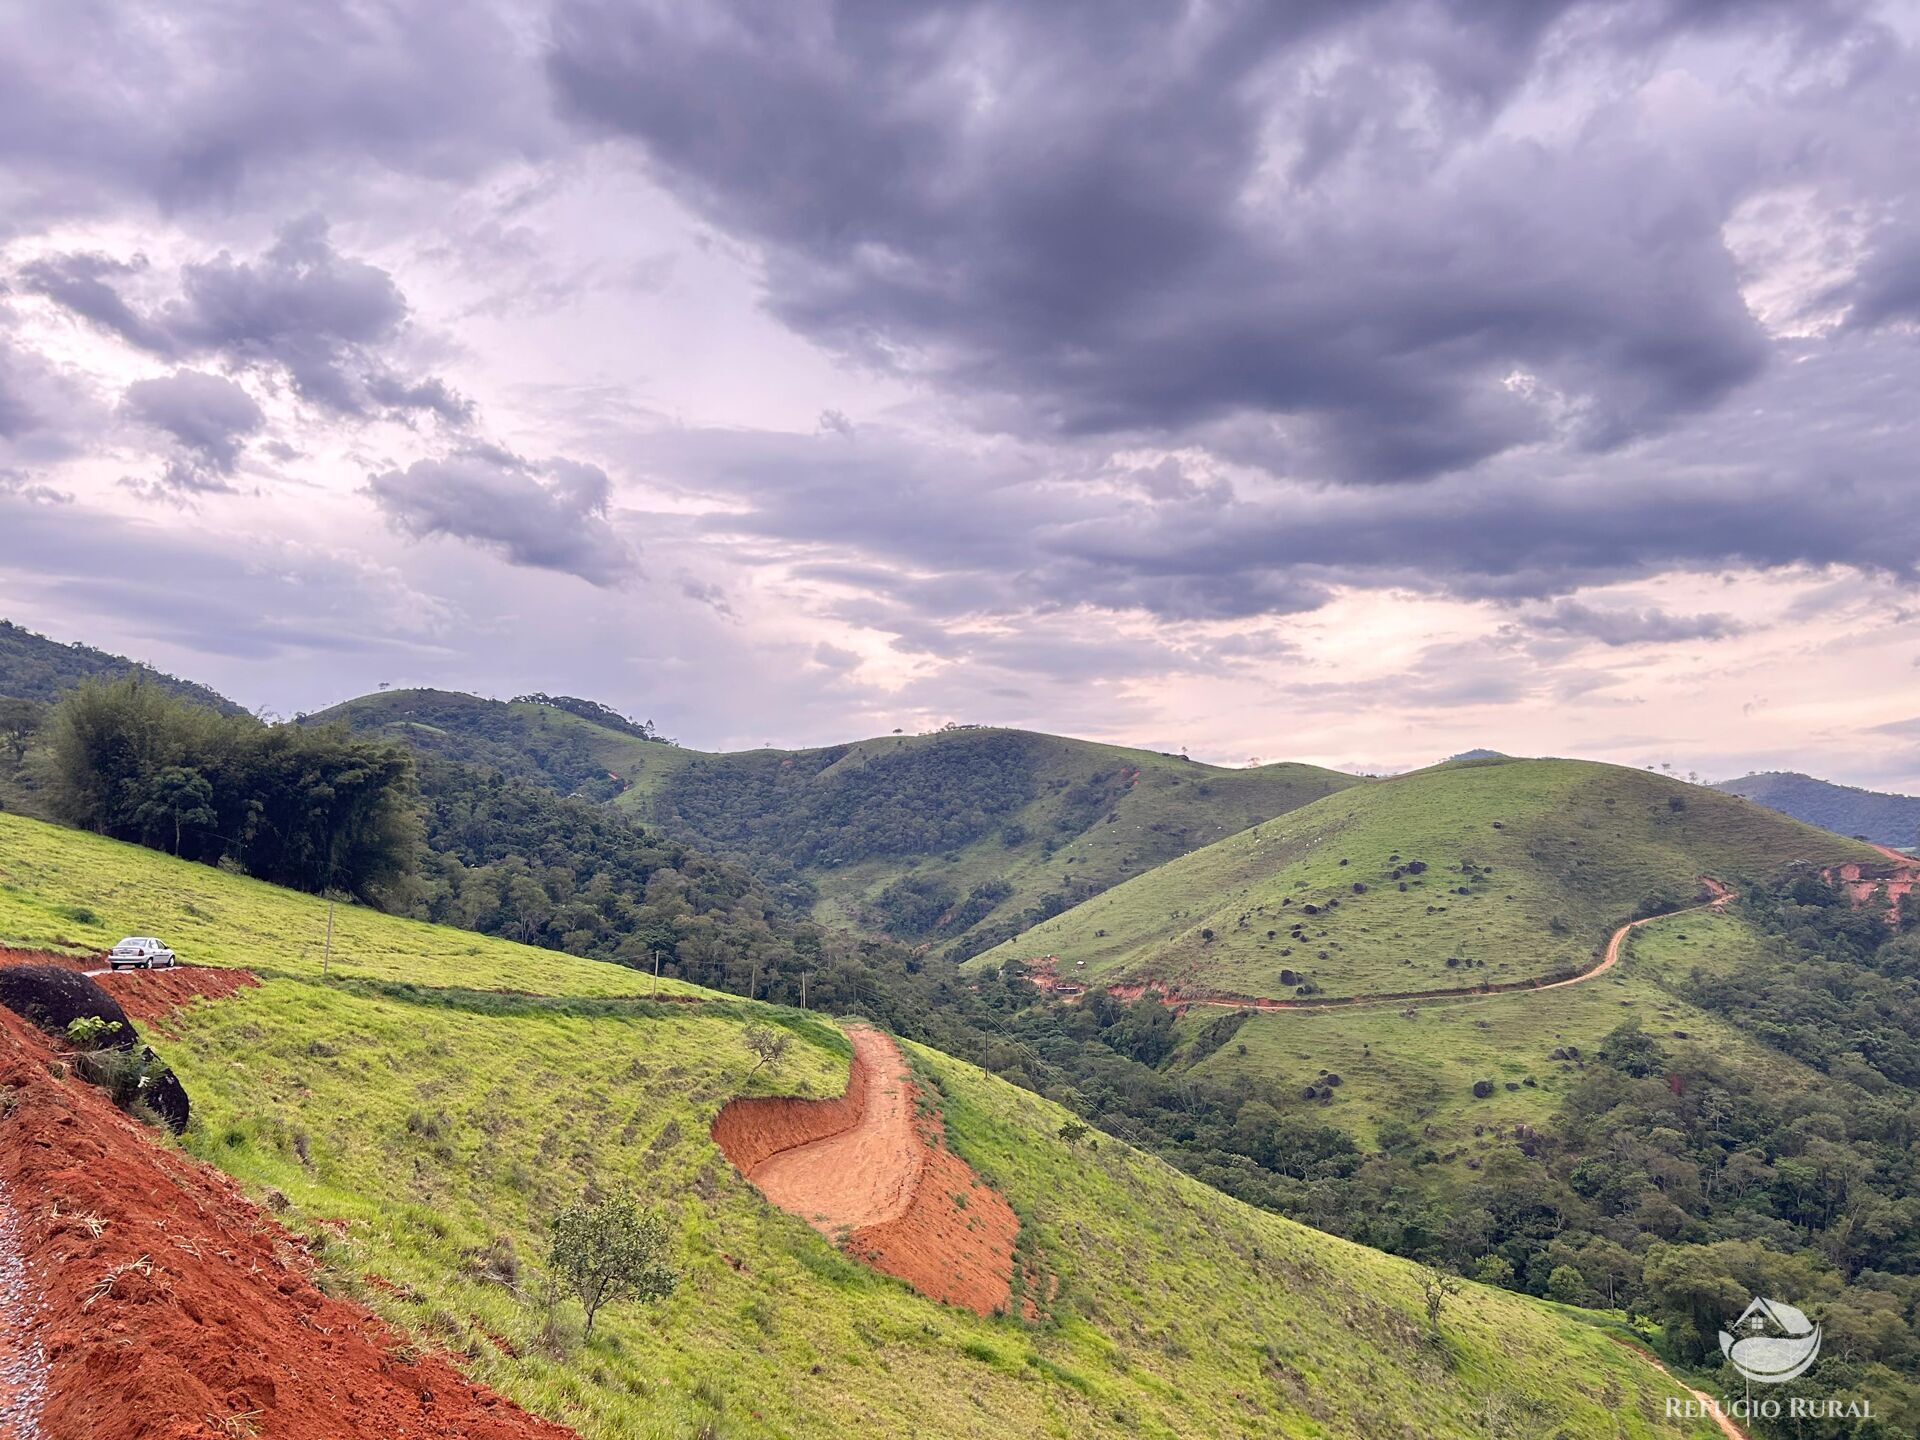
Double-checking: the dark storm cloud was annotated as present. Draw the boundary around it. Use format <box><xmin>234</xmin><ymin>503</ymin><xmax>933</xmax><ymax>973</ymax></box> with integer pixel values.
<box><xmin>546</xmin><ymin>0</ymin><xmax>1876</xmax><ymax>482</ymax></box>
<box><xmin>121</xmin><ymin>371</ymin><xmax>266</xmax><ymax>477</ymax></box>
<box><xmin>0</xmin><ymin>0</ymin><xmax>550</xmax><ymax>223</ymax></box>
<box><xmin>1522</xmin><ymin>600</ymin><xmax>1745</xmax><ymax>646</ymax></box>
<box><xmin>22</xmin><ymin>221</ymin><xmax>468</xmax><ymax>422</ymax></box>
<box><xmin>366</xmin><ymin>448</ymin><xmax>636</xmax><ymax>586</ymax></box>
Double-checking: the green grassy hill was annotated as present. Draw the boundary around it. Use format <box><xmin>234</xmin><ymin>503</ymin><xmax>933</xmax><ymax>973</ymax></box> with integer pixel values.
<box><xmin>973</xmin><ymin>756</ymin><xmax>1875</xmax><ymax>1001</ymax></box>
<box><xmin>1177</xmin><ymin>901</ymin><xmax>1830</xmax><ymax>1151</ymax></box>
<box><xmin>316</xmin><ymin>690</ymin><xmax>1364</xmax><ymax>955</ymax></box>
<box><xmin>0</xmin><ymin>810</ymin><xmax>1725</xmax><ymax>1439</ymax></box>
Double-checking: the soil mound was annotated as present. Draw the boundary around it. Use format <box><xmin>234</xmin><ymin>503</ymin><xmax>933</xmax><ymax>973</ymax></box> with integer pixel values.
<box><xmin>0</xmin><ymin>965</ymin><xmax>134</xmax><ymax>1048</ymax></box>
<box><xmin>0</xmin><ymin>1006</ymin><xmax>576</xmax><ymax>1440</ymax></box>
<box><xmin>93</xmin><ymin>965</ymin><xmax>258</xmax><ymax>1024</ymax></box>
<box><xmin>713</xmin><ymin>1025</ymin><xmax>1019</xmax><ymax>1316</ymax></box>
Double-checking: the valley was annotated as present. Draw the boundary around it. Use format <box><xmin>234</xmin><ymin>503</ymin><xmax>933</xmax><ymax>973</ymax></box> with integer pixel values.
<box><xmin>1</xmin><ymin>639</ymin><xmax>1916</xmax><ymax>1438</ymax></box>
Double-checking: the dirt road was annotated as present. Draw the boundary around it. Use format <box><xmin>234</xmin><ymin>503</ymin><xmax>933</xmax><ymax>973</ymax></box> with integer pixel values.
<box><xmin>1051</xmin><ymin>878</ymin><xmax>1735</xmax><ymax>1016</ymax></box>
<box><xmin>746</xmin><ymin>1024</ymin><xmax>925</xmax><ymax>1233</ymax></box>
<box><xmin>713</xmin><ymin>1023</ymin><xmax>1024</xmax><ymax>1314</ymax></box>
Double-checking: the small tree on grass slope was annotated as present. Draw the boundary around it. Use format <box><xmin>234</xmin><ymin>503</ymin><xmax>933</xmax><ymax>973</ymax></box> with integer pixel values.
<box><xmin>549</xmin><ymin>1195</ymin><xmax>679</xmax><ymax>1338</ymax></box>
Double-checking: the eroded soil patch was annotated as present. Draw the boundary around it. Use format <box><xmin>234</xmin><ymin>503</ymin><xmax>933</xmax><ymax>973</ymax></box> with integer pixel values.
<box><xmin>0</xmin><ymin>1005</ymin><xmax>575</xmax><ymax>1440</ymax></box>
<box><xmin>91</xmin><ymin>965</ymin><xmax>258</xmax><ymax>1024</ymax></box>
<box><xmin>712</xmin><ymin>1024</ymin><xmax>1020</xmax><ymax>1315</ymax></box>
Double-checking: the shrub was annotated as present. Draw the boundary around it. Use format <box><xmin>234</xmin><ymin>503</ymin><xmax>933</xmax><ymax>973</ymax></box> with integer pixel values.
<box><xmin>547</xmin><ymin>1195</ymin><xmax>679</xmax><ymax>1337</ymax></box>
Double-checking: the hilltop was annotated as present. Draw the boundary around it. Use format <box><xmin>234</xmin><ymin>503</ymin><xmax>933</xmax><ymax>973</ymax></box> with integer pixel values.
<box><xmin>0</xmin><ymin>618</ymin><xmax>244</xmax><ymax>714</ymax></box>
<box><xmin>316</xmin><ymin>689</ymin><xmax>1364</xmax><ymax>954</ymax></box>
<box><xmin>0</xmin><ymin>811</ymin><xmax>1725</xmax><ymax>1439</ymax></box>
<box><xmin>973</xmin><ymin>756</ymin><xmax>1874</xmax><ymax>1001</ymax></box>
<box><xmin>1713</xmin><ymin>769</ymin><xmax>1920</xmax><ymax>850</ymax></box>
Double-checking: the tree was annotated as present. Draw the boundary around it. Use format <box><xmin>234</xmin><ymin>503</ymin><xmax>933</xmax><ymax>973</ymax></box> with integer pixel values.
<box><xmin>1546</xmin><ymin>1265</ymin><xmax>1587</xmax><ymax>1306</ymax></box>
<box><xmin>0</xmin><ymin>697</ymin><xmax>42</xmax><ymax>768</ymax></box>
<box><xmin>1057</xmin><ymin>1119</ymin><xmax>1092</xmax><ymax>1148</ymax></box>
<box><xmin>1421</xmin><ymin>1269</ymin><xmax>1462</xmax><ymax>1337</ymax></box>
<box><xmin>548</xmin><ymin>1195</ymin><xmax>678</xmax><ymax>1337</ymax></box>
<box><xmin>131</xmin><ymin>766</ymin><xmax>216</xmax><ymax>855</ymax></box>
<box><xmin>743</xmin><ymin>1024</ymin><xmax>791</xmax><ymax>1077</ymax></box>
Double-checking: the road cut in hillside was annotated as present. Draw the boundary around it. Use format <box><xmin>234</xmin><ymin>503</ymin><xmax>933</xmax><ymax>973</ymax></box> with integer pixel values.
<box><xmin>712</xmin><ymin>1023</ymin><xmax>1024</xmax><ymax>1315</ymax></box>
<box><xmin>0</xmin><ymin>1002</ymin><xmax>577</xmax><ymax>1440</ymax></box>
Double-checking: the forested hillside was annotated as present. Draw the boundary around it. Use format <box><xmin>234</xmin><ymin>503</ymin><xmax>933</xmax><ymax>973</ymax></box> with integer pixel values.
<box><xmin>0</xmin><ymin>618</ymin><xmax>242</xmax><ymax>712</ymax></box>
<box><xmin>1715</xmin><ymin>770</ymin><xmax>1920</xmax><ymax>850</ymax></box>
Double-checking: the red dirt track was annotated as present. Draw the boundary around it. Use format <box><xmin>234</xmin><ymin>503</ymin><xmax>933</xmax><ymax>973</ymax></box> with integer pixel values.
<box><xmin>0</xmin><ymin>1003</ymin><xmax>575</xmax><ymax>1440</ymax></box>
<box><xmin>712</xmin><ymin>1024</ymin><xmax>1020</xmax><ymax>1315</ymax></box>
<box><xmin>89</xmin><ymin>965</ymin><xmax>258</xmax><ymax>1024</ymax></box>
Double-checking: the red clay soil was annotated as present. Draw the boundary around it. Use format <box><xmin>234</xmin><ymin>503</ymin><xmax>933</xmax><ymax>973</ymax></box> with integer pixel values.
<box><xmin>1027</xmin><ymin>878</ymin><xmax>1735</xmax><ymax>1015</ymax></box>
<box><xmin>0</xmin><ymin>947</ymin><xmax>95</xmax><ymax>975</ymax></box>
<box><xmin>1828</xmin><ymin>846</ymin><xmax>1920</xmax><ymax>917</ymax></box>
<box><xmin>711</xmin><ymin>1024</ymin><xmax>1020</xmax><ymax>1316</ymax></box>
<box><xmin>88</xmin><ymin>966</ymin><xmax>258</xmax><ymax>1025</ymax></box>
<box><xmin>0</xmin><ymin>1005</ymin><xmax>576</xmax><ymax>1440</ymax></box>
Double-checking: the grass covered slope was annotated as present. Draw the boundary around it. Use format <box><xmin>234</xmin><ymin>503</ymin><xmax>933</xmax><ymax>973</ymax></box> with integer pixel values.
<box><xmin>1181</xmin><ymin>902</ymin><xmax>1829</xmax><ymax>1152</ymax></box>
<box><xmin>0</xmin><ymin>811</ymin><xmax>711</xmax><ymax>998</ymax></box>
<box><xmin>317</xmin><ymin>691</ymin><xmax>1363</xmax><ymax>954</ymax></box>
<box><xmin>620</xmin><ymin>726</ymin><xmax>1360</xmax><ymax>956</ymax></box>
<box><xmin>975</xmin><ymin>756</ymin><xmax>1875</xmax><ymax>1001</ymax></box>
<box><xmin>3</xmin><ymin>818</ymin><xmax>1723</xmax><ymax>1438</ymax></box>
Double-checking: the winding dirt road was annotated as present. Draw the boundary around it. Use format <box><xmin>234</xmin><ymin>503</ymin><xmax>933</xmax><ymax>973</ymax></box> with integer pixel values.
<box><xmin>1043</xmin><ymin>878</ymin><xmax>1735</xmax><ymax>1015</ymax></box>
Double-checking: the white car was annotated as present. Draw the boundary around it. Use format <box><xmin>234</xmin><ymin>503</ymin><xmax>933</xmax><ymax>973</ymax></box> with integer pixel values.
<box><xmin>107</xmin><ymin>937</ymin><xmax>177</xmax><ymax>970</ymax></box>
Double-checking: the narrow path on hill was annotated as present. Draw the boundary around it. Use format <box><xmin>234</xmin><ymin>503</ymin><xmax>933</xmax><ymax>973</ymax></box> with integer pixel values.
<box><xmin>0</xmin><ymin>1180</ymin><xmax>47</xmax><ymax>1440</ymax></box>
<box><xmin>746</xmin><ymin>1024</ymin><xmax>923</xmax><ymax>1232</ymax></box>
<box><xmin>1615</xmin><ymin>1344</ymin><xmax>1749</xmax><ymax>1440</ymax></box>
<box><xmin>1085</xmin><ymin>877</ymin><xmax>1735</xmax><ymax>1015</ymax></box>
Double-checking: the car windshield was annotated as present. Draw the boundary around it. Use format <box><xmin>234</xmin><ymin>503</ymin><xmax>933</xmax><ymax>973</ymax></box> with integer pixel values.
<box><xmin>116</xmin><ymin>938</ymin><xmax>149</xmax><ymax>948</ymax></box>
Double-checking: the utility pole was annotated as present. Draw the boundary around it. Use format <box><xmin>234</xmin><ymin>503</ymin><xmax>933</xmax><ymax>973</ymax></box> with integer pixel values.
<box><xmin>801</xmin><ymin>971</ymin><xmax>809</xmax><ymax>1010</ymax></box>
<box><xmin>322</xmin><ymin>894</ymin><xmax>334</xmax><ymax>981</ymax></box>
<box><xmin>652</xmin><ymin>947</ymin><xmax>661</xmax><ymax>1000</ymax></box>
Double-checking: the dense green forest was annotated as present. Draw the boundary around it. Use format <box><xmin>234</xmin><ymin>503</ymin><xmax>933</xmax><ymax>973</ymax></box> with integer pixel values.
<box><xmin>0</xmin><ymin>618</ymin><xmax>244</xmax><ymax>712</ymax></box>
<box><xmin>306</xmin><ymin>688</ymin><xmax>639</xmax><ymax>800</ymax></box>
<box><xmin>651</xmin><ymin>729</ymin><xmax>1040</xmax><ymax>878</ymax></box>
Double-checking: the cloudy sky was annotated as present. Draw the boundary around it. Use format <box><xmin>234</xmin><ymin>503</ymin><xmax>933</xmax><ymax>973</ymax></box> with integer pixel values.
<box><xmin>4</xmin><ymin>1</ymin><xmax>1919</xmax><ymax>786</ymax></box>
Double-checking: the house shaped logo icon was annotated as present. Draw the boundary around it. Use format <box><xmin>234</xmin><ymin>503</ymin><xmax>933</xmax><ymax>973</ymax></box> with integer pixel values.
<box><xmin>1718</xmin><ymin>1296</ymin><xmax>1822</xmax><ymax>1384</ymax></box>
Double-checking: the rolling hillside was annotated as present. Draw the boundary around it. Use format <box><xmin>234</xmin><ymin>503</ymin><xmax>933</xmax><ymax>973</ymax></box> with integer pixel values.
<box><xmin>0</xmin><ymin>810</ymin><xmax>1729</xmax><ymax>1439</ymax></box>
<box><xmin>972</xmin><ymin>756</ymin><xmax>1875</xmax><ymax>1002</ymax></box>
<box><xmin>0</xmin><ymin>617</ymin><xmax>244</xmax><ymax>713</ymax></box>
<box><xmin>1714</xmin><ymin>770</ymin><xmax>1920</xmax><ymax>850</ymax></box>
<box><xmin>316</xmin><ymin>689</ymin><xmax>1364</xmax><ymax>954</ymax></box>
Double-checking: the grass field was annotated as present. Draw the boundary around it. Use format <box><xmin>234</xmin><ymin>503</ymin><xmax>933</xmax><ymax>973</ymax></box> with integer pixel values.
<box><xmin>1</xmin><ymin>812</ymin><xmax>1727</xmax><ymax>1438</ymax></box>
<box><xmin>0</xmin><ymin>811</ymin><xmax>710</xmax><ymax>998</ymax></box>
<box><xmin>1181</xmin><ymin>903</ymin><xmax>1829</xmax><ymax>1153</ymax></box>
<box><xmin>973</xmin><ymin>757</ymin><xmax>1873</xmax><ymax>1000</ymax></box>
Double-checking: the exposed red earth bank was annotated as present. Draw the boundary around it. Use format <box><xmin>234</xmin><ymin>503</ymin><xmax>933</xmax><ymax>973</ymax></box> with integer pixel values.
<box><xmin>712</xmin><ymin>1024</ymin><xmax>1022</xmax><ymax>1316</ymax></box>
<box><xmin>0</xmin><ymin>965</ymin><xmax>577</xmax><ymax>1440</ymax></box>
<box><xmin>1828</xmin><ymin>844</ymin><xmax>1920</xmax><ymax>916</ymax></box>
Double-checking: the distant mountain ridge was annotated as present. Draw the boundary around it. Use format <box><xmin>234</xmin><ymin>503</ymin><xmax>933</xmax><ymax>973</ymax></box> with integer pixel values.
<box><xmin>0</xmin><ymin>618</ymin><xmax>245</xmax><ymax>714</ymax></box>
<box><xmin>314</xmin><ymin>687</ymin><xmax>1365</xmax><ymax>952</ymax></box>
<box><xmin>1713</xmin><ymin>769</ymin><xmax>1920</xmax><ymax>849</ymax></box>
